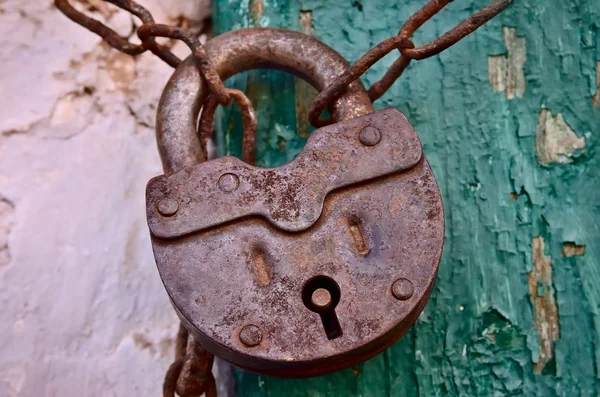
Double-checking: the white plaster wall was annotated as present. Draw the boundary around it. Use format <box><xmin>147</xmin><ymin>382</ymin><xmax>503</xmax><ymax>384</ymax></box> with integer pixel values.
<box><xmin>0</xmin><ymin>1</ymin><xmax>233</xmax><ymax>396</ymax></box>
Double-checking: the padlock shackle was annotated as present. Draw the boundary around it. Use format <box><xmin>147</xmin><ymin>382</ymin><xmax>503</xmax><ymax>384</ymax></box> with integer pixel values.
<box><xmin>156</xmin><ymin>27</ymin><xmax>374</xmax><ymax>174</ymax></box>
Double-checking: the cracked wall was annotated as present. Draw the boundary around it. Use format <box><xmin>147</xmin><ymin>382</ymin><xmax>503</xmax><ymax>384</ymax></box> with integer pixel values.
<box><xmin>0</xmin><ymin>1</ymin><xmax>236</xmax><ymax>396</ymax></box>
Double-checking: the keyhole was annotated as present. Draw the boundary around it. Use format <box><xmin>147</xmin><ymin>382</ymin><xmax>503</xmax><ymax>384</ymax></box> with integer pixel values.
<box><xmin>302</xmin><ymin>276</ymin><xmax>343</xmax><ymax>340</ymax></box>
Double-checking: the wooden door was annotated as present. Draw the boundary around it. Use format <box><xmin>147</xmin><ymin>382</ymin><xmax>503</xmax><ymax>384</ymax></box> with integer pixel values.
<box><xmin>212</xmin><ymin>1</ymin><xmax>600</xmax><ymax>395</ymax></box>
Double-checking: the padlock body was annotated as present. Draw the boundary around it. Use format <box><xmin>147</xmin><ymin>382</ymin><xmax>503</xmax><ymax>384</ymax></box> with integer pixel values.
<box><xmin>146</xmin><ymin>108</ymin><xmax>444</xmax><ymax>377</ymax></box>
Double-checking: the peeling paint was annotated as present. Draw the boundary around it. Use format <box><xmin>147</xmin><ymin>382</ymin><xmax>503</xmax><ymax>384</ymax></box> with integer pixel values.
<box><xmin>488</xmin><ymin>27</ymin><xmax>526</xmax><ymax>99</ymax></box>
<box><xmin>481</xmin><ymin>309</ymin><xmax>522</xmax><ymax>350</ymax></box>
<box><xmin>249</xmin><ymin>0</ymin><xmax>264</xmax><ymax>25</ymax></box>
<box><xmin>562</xmin><ymin>242</ymin><xmax>586</xmax><ymax>257</ymax></box>
<box><xmin>503</xmin><ymin>27</ymin><xmax>527</xmax><ymax>100</ymax></box>
<box><xmin>528</xmin><ymin>236</ymin><xmax>559</xmax><ymax>374</ymax></box>
<box><xmin>535</xmin><ymin>109</ymin><xmax>585</xmax><ymax>166</ymax></box>
<box><xmin>488</xmin><ymin>55</ymin><xmax>507</xmax><ymax>93</ymax></box>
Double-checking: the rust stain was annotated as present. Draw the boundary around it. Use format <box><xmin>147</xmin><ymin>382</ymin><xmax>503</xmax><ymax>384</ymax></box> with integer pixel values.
<box><xmin>388</xmin><ymin>194</ymin><xmax>403</xmax><ymax>219</ymax></box>
<box><xmin>562</xmin><ymin>242</ymin><xmax>585</xmax><ymax>257</ymax></box>
<box><xmin>251</xmin><ymin>249</ymin><xmax>271</xmax><ymax>286</ymax></box>
<box><xmin>348</xmin><ymin>218</ymin><xmax>369</xmax><ymax>256</ymax></box>
<box><xmin>528</xmin><ymin>236</ymin><xmax>559</xmax><ymax>374</ymax></box>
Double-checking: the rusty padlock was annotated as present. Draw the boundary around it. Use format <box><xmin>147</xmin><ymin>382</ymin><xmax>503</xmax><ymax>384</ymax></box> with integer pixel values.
<box><xmin>146</xmin><ymin>28</ymin><xmax>444</xmax><ymax>377</ymax></box>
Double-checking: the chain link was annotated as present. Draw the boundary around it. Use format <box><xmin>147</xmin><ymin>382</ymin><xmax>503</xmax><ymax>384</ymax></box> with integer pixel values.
<box><xmin>55</xmin><ymin>0</ymin><xmax>181</xmax><ymax>66</ymax></box>
<box><xmin>163</xmin><ymin>323</ymin><xmax>217</xmax><ymax>397</ymax></box>
<box><xmin>136</xmin><ymin>23</ymin><xmax>230</xmax><ymax>104</ymax></box>
<box><xmin>198</xmin><ymin>88</ymin><xmax>258</xmax><ymax>165</ymax></box>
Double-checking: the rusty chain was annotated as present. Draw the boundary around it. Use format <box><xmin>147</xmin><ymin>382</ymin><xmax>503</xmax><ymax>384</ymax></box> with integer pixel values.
<box><xmin>163</xmin><ymin>324</ymin><xmax>217</xmax><ymax>397</ymax></box>
<box><xmin>308</xmin><ymin>0</ymin><xmax>513</xmax><ymax>126</ymax></box>
<box><xmin>55</xmin><ymin>0</ymin><xmax>230</xmax><ymax>105</ymax></box>
<box><xmin>54</xmin><ymin>0</ymin><xmax>510</xmax><ymax>394</ymax></box>
<box><xmin>198</xmin><ymin>88</ymin><xmax>258</xmax><ymax>164</ymax></box>
<box><xmin>54</xmin><ymin>0</ymin><xmax>511</xmax><ymax>125</ymax></box>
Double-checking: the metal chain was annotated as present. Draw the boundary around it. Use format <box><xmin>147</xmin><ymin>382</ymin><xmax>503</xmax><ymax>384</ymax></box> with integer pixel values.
<box><xmin>54</xmin><ymin>0</ymin><xmax>511</xmax><ymax>120</ymax></box>
<box><xmin>53</xmin><ymin>0</ymin><xmax>511</xmax><ymax>394</ymax></box>
<box><xmin>308</xmin><ymin>0</ymin><xmax>513</xmax><ymax>127</ymax></box>
<box><xmin>198</xmin><ymin>88</ymin><xmax>258</xmax><ymax>165</ymax></box>
<box><xmin>163</xmin><ymin>323</ymin><xmax>217</xmax><ymax>397</ymax></box>
<box><xmin>55</xmin><ymin>0</ymin><xmax>230</xmax><ymax>105</ymax></box>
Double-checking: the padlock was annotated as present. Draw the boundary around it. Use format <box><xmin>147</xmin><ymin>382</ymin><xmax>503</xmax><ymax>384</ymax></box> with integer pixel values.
<box><xmin>146</xmin><ymin>28</ymin><xmax>444</xmax><ymax>377</ymax></box>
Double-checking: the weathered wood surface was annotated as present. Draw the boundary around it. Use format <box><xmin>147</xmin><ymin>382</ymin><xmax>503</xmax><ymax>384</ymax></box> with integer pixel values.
<box><xmin>213</xmin><ymin>0</ymin><xmax>600</xmax><ymax>395</ymax></box>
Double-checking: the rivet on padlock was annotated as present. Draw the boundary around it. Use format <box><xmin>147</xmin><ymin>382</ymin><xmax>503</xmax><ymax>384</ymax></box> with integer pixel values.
<box><xmin>146</xmin><ymin>28</ymin><xmax>444</xmax><ymax>377</ymax></box>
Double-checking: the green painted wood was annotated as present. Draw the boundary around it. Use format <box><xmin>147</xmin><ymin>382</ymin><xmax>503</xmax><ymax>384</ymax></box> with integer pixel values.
<box><xmin>212</xmin><ymin>0</ymin><xmax>600</xmax><ymax>395</ymax></box>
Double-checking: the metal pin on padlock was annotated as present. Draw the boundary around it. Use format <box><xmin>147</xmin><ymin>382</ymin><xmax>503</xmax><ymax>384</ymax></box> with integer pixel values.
<box><xmin>146</xmin><ymin>28</ymin><xmax>444</xmax><ymax>377</ymax></box>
